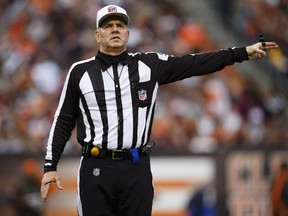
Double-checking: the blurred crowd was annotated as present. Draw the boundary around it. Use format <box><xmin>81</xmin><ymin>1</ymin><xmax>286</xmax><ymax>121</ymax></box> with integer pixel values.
<box><xmin>0</xmin><ymin>0</ymin><xmax>287</xmax><ymax>154</ymax></box>
<box><xmin>216</xmin><ymin>0</ymin><xmax>288</xmax><ymax>74</ymax></box>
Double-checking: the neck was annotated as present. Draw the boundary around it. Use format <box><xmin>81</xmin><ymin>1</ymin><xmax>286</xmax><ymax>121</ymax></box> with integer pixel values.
<box><xmin>100</xmin><ymin>47</ymin><xmax>126</xmax><ymax>56</ymax></box>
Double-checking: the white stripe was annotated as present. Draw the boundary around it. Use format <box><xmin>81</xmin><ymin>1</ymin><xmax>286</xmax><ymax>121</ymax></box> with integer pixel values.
<box><xmin>144</xmin><ymin>83</ymin><xmax>159</xmax><ymax>143</ymax></box>
<box><xmin>102</xmin><ymin>67</ymin><xmax>118</xmax><ymax>149</ymax></box>
<box><xmin>79</xmin><ymin>72</ymin><xmax>95</xmax><ymax>143</ymax></box>
<box><xmin>77</xmin><ymin>157</ymin><xmax>84</xmax><ymax>216</ymax></box>
<box><xmin>79</xmin><ymin>101</ymin><xmax>91</xmax><ymax>142</ymax></box>
<box><xmin>137</xmin><ymin>107</ymin><xmax>147</xmax><ymax>145</ymax></box>
<box><xmin>45</xmin><ymin>120</ymin><xmax>57</xmax><ymax>160</ymax></box>
<box><xmin>138</xmin><ymin>61</ymin><xmax>151</xmax><ymax>82</ymax></box>
<box><xmin>136</xmin><ymin>61</ymin><xmax>152</xmax><ymax>146</ymax></box>
<box><xmin>120</xmin><ymin>65</ymin><xmax>134</xmax><ymax>149</ymax></box>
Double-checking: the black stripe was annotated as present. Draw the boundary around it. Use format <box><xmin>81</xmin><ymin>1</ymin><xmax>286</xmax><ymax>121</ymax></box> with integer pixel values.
<box><xmin>112</xmin><ymin>63</ymin><xmax>124</xmax><ymax>149</ymax></box>
<box><xmin>80</xmin><ymin>95</ymin><xmax>95</xmax><ymax>143</ymax></box>
<box><xmin>88</xmin><ymin>66</ymin><xmax>109</xmax><ymax>149</ymax></box>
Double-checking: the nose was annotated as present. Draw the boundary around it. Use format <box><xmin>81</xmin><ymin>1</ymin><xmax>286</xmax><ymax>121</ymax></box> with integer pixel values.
<box><xmin>112</xmin><ymin>24</ymin><xmax>119</xmax><ymax>32</ymax></box>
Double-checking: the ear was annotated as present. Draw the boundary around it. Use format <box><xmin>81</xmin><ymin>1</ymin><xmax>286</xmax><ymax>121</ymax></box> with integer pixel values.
<box><xmin>126</xmin><ymin>30</ymin><xmax>130</xmax><ymax>44</ymax></box>
<box><xmin>94</xmin><ymin>30</ymin><xmax>100</xmax><ymax>43</ymax></box>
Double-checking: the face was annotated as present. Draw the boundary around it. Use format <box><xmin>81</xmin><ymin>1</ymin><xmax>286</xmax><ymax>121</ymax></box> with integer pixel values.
<box><xmin>95</xmin><ymin>19</ymin><xmax>130</xmax><ymax>56</ymax></box>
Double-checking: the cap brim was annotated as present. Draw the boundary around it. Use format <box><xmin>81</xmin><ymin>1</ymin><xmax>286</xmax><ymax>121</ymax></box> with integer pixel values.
<box><xmin>98</xmin><ymin>13</ymin><xmax>129</xmax><ymax>28</ymax></box>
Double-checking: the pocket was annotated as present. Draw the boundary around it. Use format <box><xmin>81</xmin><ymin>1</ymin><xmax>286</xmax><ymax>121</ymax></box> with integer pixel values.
<box><xmin>132</xmin><ymin>81</ymin><xmax>154</xmax><ymax>107</ymax></box>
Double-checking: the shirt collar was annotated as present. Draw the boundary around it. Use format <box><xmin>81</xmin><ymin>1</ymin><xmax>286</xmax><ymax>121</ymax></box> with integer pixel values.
<box><xmin>96</xmin><ymin>51</ymin><xmax>131</xmax><ymax>70</ymax></box>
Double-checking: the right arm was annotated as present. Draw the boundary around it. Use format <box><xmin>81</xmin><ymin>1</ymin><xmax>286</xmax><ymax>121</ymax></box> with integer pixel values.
<box><xmin>41</xmin><ymin>66</ymin><xmax>80</xmax><ymax>201</ymax></box>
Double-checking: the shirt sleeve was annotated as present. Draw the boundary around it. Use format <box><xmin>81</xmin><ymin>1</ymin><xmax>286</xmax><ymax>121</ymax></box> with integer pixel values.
<box><xmin>145</xmin><ymin>47</ymin><xmax>249</xmax><ymax>85</ymax></box>
<box><xmin>44</xmin><ymin>66</ymin><xmax>80</xmax><ymax>173</ymax></box>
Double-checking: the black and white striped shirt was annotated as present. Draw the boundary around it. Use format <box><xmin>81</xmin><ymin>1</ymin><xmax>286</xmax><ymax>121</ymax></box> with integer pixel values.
<box><xmin>44</xmin><ymin>47</ymin><xmax>248</xmax><ymax>172</ymax></box>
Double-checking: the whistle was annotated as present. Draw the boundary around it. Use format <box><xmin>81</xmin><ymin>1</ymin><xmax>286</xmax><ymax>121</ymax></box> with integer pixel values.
<box><xmin>91</xmin><ymin>146</ymin><xmax>100</xmax><ymax>157</ymax></box>
<box><xmin>259</xmin><ymin>34</ymin><xmax>266</xmax><ymax>50</ymax></box>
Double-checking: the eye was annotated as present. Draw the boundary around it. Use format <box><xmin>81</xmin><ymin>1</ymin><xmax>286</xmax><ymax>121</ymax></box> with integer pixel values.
<box><xmin>117</xmin><ymin>23</ymin><xmax>125</xmax><ymax>28</ymax></box>
<box><xmin>102</xmin><ymin>23</ymin><xmax>113</xmax><ymax>29</ymax></box>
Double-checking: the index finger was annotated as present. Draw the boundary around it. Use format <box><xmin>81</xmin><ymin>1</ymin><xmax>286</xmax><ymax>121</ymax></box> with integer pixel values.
<box><xmin>263</xmin><ymin>42</ymin><xmax>278</xmax><ymax>49</ymax></box>
<box><xmin>41</xmin><ymin>181</ymin><xmax>51</xmax><ymax>202</ymax></box>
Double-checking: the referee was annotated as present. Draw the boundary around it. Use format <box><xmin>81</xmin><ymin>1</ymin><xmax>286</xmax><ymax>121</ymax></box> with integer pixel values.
<box><xmin>40</xmin><ymin>4</ymin><xmax>278</xmax><ymax>216</ymax></box>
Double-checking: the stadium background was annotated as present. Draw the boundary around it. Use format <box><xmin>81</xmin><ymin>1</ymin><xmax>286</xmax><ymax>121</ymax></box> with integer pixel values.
<box><xmin>0</xmin><ymin>0</ymin><xmax>287</xmax><ymax>215</ymax></box>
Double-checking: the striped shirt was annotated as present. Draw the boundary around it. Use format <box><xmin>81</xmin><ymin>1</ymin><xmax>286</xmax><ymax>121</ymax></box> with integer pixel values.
<box><xmin>44</xmin><ymin>47</ymin><xmax>248</xmax><ymax>172</ymax></box>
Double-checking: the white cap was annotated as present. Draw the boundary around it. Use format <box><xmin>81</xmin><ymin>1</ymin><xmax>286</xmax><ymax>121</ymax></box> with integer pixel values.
<box><xmin>96</xmin><ymin>5</ymin><xmax>130</xmax><ymax>29</ymax></box>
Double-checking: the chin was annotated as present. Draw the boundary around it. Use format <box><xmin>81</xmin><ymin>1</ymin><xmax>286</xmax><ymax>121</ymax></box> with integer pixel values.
<box><xmin>110</xmin><ymin>44</ymin><xmax>124</xmax><ymax>49</ymax></box>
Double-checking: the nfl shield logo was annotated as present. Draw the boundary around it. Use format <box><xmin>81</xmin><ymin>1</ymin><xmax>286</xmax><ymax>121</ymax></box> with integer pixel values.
<box><xmin>108</xmin><ymin>6</ymin><xmax>117</xmax><ymax>13</ymax></box>
<box><xmin>138</xmin><ymin>89</ymin><xmax>147</xmax><ymax>101</ymax></box>
<box><xmin>93</xmin><ymin>168</ymin><xmax>100</xmax><ymax>177</ymax></box>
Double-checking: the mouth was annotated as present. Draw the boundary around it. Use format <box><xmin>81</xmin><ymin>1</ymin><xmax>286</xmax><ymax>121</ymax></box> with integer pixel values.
<box><xmin>111</xmin><ymin>36</ymin><xmax>121</xmax><ymax>41</ymax></box>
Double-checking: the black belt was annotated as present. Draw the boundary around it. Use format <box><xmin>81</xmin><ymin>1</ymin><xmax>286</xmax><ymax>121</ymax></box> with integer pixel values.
<box><xmin>98</xmin><ymin>148</ymin><xmax>148</xmax><ymax>160</ymax></box>
<box><xmin>81</xmin><ymin>144</ymin><xmax>152</xmax><ymax>160</ymax></box>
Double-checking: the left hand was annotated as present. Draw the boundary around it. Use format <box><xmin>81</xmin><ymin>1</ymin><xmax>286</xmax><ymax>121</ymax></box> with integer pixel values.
<box><xmin>246</xmin><ymin>42</ymin><xmax>278</xmax><ymax>60</ymax></box>
<box><xmin>40</xmin><ymin>171</ymin><xmax>63</xmax><ymax>202</ymax></box>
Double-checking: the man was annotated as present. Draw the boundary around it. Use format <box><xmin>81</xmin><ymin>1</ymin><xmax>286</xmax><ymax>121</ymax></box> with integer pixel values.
<box><xmin>40</xmin><ymin>4</ymin><xmax>278</xmax><ymax>216</ymax></box>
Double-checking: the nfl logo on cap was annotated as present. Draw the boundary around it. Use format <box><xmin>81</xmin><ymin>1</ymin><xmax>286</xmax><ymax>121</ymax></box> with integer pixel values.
<box><xmin>96</xmin><ymin>5</ymin><xmax>130</xmax><ymax>29</ymax></box>
<box><xmin>107</xmin><ymin>6</ymin><xmax>117</xmax><ymax>13</ymax></box>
